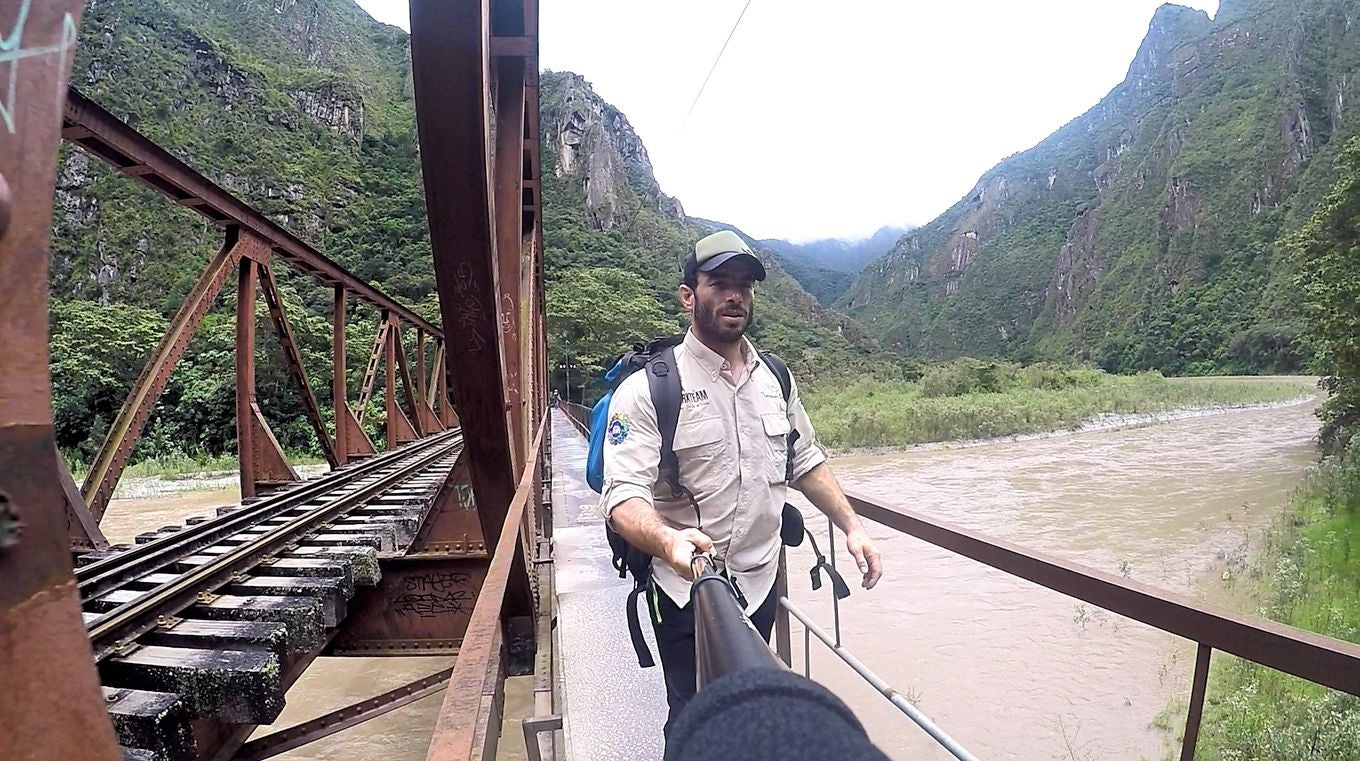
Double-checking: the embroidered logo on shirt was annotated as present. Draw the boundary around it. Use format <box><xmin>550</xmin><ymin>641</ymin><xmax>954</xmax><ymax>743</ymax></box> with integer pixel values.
<box><xmin>607</xmin><ymin>413</ymin><xmax>632</xmax><ymax>445</ymax></box>
<box><xmin>681</xmin><ymin>389</ymin><xmax>709</xmax><ymax>404</ymax></box>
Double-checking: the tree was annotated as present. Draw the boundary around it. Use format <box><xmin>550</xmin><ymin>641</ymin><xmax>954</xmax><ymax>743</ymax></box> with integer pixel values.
<box><xmin>547</xmin><ymin>266</ymin><xmax>678</xmax><ymax>402</ymax></box>
<box><xmin>1293</xmin><ymin>134</ymin><xmax>1360</xmax><ymax>448</ymax></box>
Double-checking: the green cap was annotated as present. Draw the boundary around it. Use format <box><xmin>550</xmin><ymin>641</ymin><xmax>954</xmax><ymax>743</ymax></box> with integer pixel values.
<box><xmin>684</xmin><ymin>230</ymin><xmax>767</xmax><ymax>282</ymax></box>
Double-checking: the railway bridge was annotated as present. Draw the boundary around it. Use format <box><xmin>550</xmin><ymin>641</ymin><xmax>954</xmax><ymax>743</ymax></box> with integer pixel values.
<box><xmin>2</xmin><ymin>2</ymin><xmax>1358</xmax><ymax>761</ymax></box>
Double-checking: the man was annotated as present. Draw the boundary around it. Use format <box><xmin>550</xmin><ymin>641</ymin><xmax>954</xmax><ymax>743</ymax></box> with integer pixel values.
<box><xmin>599</xmin><ymin>229</ymin><xmax>884</xmax><ymax>739</ymax></box>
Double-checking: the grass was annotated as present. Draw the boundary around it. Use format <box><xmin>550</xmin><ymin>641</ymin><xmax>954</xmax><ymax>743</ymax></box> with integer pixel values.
<box><xmin>69</xmin><ymin>451</ymin><xmax>326</xmax><ymax>483</ymax></box>
<box><xmin>1192</xmin><ymin>441</ymin><xmax>1360</xmax><ymax>759</ymax></box>
<box><xmin>802</xmin><ymin>360</ymin><xmax>1308</xmax><ymax>450</ymax></box>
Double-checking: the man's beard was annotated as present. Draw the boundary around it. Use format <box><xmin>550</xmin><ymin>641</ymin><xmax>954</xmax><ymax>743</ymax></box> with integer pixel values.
<box><xmin>694</xmin><ymin>299</ymin><xmax>752</xmax><ymax>344</ymax></box>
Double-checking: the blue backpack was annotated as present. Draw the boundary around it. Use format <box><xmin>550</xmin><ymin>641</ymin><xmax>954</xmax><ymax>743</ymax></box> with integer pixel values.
<box><xmin>585</xmin><ymin>334</ymin><xmax>794</xmax><ymax>667</ymax></box>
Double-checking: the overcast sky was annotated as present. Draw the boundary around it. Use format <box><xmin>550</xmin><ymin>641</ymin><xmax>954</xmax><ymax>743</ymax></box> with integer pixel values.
<box><xmin>356</xmin><ymin>1</ymin><xmax>1218</xmax><ymax>242</ymax></box>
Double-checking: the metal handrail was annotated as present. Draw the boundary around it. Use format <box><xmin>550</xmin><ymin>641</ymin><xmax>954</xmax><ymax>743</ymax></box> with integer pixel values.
<box><xmin>559</xmin><ymin>401</ymin><xmax>591</xmax><ymax>436</ymax></box>
<box><xmin>781</xmin><ymin>597</ymin><xmax>979</xmax><ymax>761</ymax></box>
<box><xmin>838</xmin><ymin>491</ymin><xmax>1360</xmax><ymax>759</ymax></box>
<box><xmin>425</xmin><ymin>415</ymin><xmax>550</xmax><ymax>761</ymax></box>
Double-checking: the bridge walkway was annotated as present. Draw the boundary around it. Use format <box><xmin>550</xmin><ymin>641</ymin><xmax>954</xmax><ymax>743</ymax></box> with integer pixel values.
<box><xmin>549</xmin><ymin>409</ymin><xmax>667</xmax><ymax>761</ymax></box>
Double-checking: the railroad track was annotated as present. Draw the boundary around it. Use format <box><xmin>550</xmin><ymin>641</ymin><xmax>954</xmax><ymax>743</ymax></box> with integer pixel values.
<box><xmin>74</xmin><ymin>431</ymin><xmax>465</xmax><ymax>761</ymax></box>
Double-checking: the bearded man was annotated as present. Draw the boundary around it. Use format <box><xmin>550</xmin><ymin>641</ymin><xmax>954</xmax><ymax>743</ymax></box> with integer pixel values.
<box><xmin>598</xmin><ymin>229</ymin><xmax>885</xmax><ymax>741</ymax></box>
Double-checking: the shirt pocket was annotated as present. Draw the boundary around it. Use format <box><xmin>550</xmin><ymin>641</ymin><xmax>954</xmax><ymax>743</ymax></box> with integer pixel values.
<box><xmin>673</xmin><ymin>415</ymin><xmax>727</xmax><ymax>489</ymax></box>
<box><xmin>761</xmin><ymin>412</ymin><xmax>792</xmax><ymax>483</ymax></box>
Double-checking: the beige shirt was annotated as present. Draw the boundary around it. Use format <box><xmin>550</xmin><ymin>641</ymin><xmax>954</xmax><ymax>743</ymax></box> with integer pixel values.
<box><xmin>600</xmin><ymin>330</ymin><xmax>826</xmax><ymax>613</ymax></box>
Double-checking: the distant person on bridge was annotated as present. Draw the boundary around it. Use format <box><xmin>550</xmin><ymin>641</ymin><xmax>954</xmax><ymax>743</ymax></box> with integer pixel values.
<box><xmin>599</xmin><ymin>229</ymin><xmax>885</xmax><ymax>741</ymax></box>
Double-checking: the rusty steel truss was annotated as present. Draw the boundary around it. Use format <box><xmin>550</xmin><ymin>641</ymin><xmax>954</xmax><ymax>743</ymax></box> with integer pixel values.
<box><xmin>2</xmin><ymin>0</ymin><xmax>549</xmax><ymax>758</ymax></box>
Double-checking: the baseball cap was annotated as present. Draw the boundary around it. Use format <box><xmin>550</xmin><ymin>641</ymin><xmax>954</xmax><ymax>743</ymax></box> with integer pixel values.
<box><xmin>683</xmin><ymin>230</ymin><xmax>767</xmax><ymax>283</ymax></box>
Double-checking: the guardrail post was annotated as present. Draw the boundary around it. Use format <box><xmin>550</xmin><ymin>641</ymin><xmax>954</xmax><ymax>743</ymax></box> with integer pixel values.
<box><xmin>775</xmin><ymin>549</ymin><xmax>792</xmax><ymax>666</ymax></box>
<box><xmin>828</xmin><ymin>515</ymin><xmax>842</xmax><ymax>646</ymax></box>
<box><xmin>1180</xmin><ymin>644</ymin><xmax>1213</xmax><ymax>760</ymax></box>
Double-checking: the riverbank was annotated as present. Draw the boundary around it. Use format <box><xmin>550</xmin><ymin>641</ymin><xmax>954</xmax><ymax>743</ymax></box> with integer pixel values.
<box><xmin>803</xmin><ymin>372</ymin><xmax>1311</xmax><ymax>451</ymax></box>
<box><xmin>1193</xmin><ymin>441</ymin><xmax>1360</xmax><ymax>758</ymax></box>
<box><xmin>72</xmin><ymin>453</ymin><xmax>327</xmax><ymax>499</ymax></box>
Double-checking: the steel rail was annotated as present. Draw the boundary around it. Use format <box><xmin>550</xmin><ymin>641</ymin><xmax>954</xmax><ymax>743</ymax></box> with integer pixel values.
<box><xmin>87</xmin><ymin>434</ymin><xmax>462</xmax><ymax>660</ymax></box>
<box><xmin>60</xmin><ymin>88</ymin><xmax>442</xmax><ymax>338</ymax></box>
<box><xmin>781</xmin><ymin>598</ymin><xmax>979</xmax><ymax>761</ymax></box>
<box><xmin>77</xmin><ymin>429</ymin><xmax>461</xmax><ymax>600</ymax></box>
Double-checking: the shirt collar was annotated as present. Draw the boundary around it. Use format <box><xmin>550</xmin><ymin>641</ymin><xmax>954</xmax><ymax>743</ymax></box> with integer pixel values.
<box><xmin>683</xmin><ymin>329</ymin><xmax>759</xmax><ymax>382</ymax></box>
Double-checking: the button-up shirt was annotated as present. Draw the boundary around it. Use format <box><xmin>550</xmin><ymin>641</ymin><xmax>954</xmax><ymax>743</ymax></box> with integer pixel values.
<box><xmin>599</xmin><ymin>330</ymin><xmax>826</xmax><ymax>613</ymax></box>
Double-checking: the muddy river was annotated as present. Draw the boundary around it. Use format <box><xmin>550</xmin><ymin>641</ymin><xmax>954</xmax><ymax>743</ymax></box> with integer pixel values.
<box><xmin>782</xmin><ymin>400</ymin><xmax>1319</xmax><ymax>760</ymax></box>
<box><xmin>99</xmin><ymin>399</ymin><xmax>1319</xmax><ymax>760</ymax></box>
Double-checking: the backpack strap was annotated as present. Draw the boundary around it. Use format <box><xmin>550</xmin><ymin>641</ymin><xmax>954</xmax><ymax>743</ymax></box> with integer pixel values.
<box><xmin>626</xmin><ymin>583</ymin><xmax>656</xmax><ymax>667</ymax></box>
<box><xmin>760</xmin><ymin>350</ymin><xmax>793</xmax><ymax>403</ymax></box>
<box><xmin>646</xmin><ymin>345</ymin><xmax>684</xmax><ymax>498</ymax></box>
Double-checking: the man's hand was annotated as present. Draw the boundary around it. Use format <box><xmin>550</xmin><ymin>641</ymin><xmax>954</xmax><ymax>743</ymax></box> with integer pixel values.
<box><xmin>845</xmin><ymin>528</ymin><xmax>883</xmax><ymax>589</ymax></box>
<box><xmin>665</xmin><ymin>528</ymin><xmax>714</xmax><ymax>580</ymax></box>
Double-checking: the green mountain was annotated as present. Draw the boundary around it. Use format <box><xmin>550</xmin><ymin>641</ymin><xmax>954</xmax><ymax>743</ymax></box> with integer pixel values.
<box><xmin>539</xmin><ymin>71</ymin><xmax>888</xmax><ymax>391</ymax></box>
<box><xmin>727</xmin><ymin>226</ymin><xmax>911</xmax><ymax>307</ymax></box>
<box><xmin>842</xmin><ymin>0</ymin><xmax>1360</xmax><ymax>375</ymax></box>
<box><xmin>47</xmin><ymin>1</ymin><xmax>884</xmax><ymax>462</ymax></box>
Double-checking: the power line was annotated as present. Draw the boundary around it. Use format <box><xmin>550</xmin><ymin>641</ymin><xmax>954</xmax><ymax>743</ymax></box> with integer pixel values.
<box><xmin>681</xmin><ymin>0</ymin><xmax>755</xmax><ymax>127</ymax></box>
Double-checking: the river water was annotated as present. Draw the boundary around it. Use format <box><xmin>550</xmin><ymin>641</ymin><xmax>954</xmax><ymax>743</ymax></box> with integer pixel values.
<box><xmin>782</xmin><ymin>400</ymin><xmax>1319</xmax><ymax>760</ymax></box>
<box><xmin>98</xmin><ymin>399</ymin><xmax>1319</xmax><ymax>760</ymax></box>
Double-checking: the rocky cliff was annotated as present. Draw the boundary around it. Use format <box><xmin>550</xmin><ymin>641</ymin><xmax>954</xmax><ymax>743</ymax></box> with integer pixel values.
<box><xmin>539</xmin><ymin>71</ymin><xmax>888</xmax><ymax>382</ymax></box>
<box><xmin>843</xmin><ymin>0</ymin><xmax>1360</xmax><ymax>374</ymax></box>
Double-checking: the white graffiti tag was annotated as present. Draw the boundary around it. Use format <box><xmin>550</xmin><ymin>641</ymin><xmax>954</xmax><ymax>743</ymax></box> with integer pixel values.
<box><xmin>0</xmin><ymin>1</ymin><xmax>79</xmax><ymax>134</ymax></box>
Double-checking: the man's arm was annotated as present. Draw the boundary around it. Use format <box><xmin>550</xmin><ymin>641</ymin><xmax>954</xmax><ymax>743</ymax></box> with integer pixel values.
<box><xmin>793</xmin><ymin>463</ymin><xmax>882</xmax><ymax>589</ymax></box>
<box><xmin>610</xmin><ymin>497</ymin><xmax>713</xmax><ymax>581</ymax></box>
<box><xmin>783</xmin><ymin>371</ymin><xmax>883</xmax><ymax>590</ymax></box>
<box><xmin>600</xmin><ymin>374</ymin><xmax>713</xmax><ymax>579</ymax></box>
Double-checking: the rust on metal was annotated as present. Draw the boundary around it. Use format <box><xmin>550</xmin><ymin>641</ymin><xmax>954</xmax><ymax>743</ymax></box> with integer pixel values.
<box><xmin>330</xmin><ymin>560</ymin><xmax>489</xmax><ymax>655</ymax></box>
<box><xmin>59</xmin><ymin>452</ymin><xmax>107</xmax><ymax>550</ymax></box>
<box><xmin>249</xmin><ymin>402</ymin><xmax>301</xmax><ymax>489</ymax></box>
<box><xmin>494</xmin><ymin>54</ymin><xmax>528</xmax><ymax>467</ymax></box>
<box><xmin>80</xmin><ymin>227</ymin><xmax>258</xmax><ymax>519</ymax></box>
<box><xmin>426</xmin><ymin>417</ymin><xmax>547</xmax><ymax>761</ymax></box>
<box><xmin>333</xmin><ymin>287</ymin><xmax>349</xmax><ymax>466</ymax></box>
<box><xmin>386</xmin><ymin>316</ymin><xmax>420</xmax><ymax>449</ymax></box>
<box><xmin>392</xmin><ymin>323</ymin><xmax>428</xmax><ymax>436</ymax></box>
<box><xmin>1179</xmin><ymin>643</ymin><xmax>1213</xmax><ymax>760</ymax></box>
<box><xmin>845</xmin><ymin>491</ymin><xmax>1360</xmax><ymax>696</ymax></box>
<box><xmin>411</xmin><ymin>0</ymin><xmax>533</xmax><ymax>620</ymax></box>
<box><xmin>357</xmin><ymin>315</ymin><xmax>391</xmax><ymax>426</ymax></box>
<box><xmin>61</xmin><ymin>89</ymin><xmax>442</xmax><ymax>338</ymax></box>
<box><xmin>408</xmin><ymin>449</ymin><xmax>489</xmax><ymax>556</ymax></box>
<box><xmin>258</xmin><ymin>263</ymin><xmax>337</xmax><ymax>466</ymax></box>
<box><xmin>340</xmin><ymin>403</ymin><xmax>378</xmax><ymax>460</ymax></box>
<box><xmin>0</xmin><ymin>1</ymin><xmax>122</xmax><ymax>757</ymax></box>
<box><xmin>237</xmin><ymin>257</ymin><xmax>260</xmax><ymax>499</ymax></box>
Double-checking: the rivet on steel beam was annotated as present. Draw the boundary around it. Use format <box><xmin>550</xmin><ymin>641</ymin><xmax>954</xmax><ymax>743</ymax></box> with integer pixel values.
<box><xmin>0</xmin><ymin>493</ymin><xmax>24</xmax><ymax>550</ymax></box>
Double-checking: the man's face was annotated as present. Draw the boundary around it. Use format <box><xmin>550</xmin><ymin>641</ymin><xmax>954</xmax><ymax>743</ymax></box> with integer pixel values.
<box><xmin>681</xmin><ymin>260</ymin><xmax>758</xmax><ymax>344</ymax></box>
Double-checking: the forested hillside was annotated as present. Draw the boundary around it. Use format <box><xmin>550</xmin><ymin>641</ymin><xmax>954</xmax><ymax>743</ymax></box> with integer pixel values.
<box><xmin>536</xmin><ymin>71</ymin><xmax>890</xmax><ymax>398</ymax></box>
<box><xmin>758</xmin><ymin>226</ymin><xmax>909</xmax><ymax>306</ymax></box>
<box><xmin>48</xmin><ymin>1</ymin><xmax>885</xmax><ymax>466</ymax></box>
<box><xmin>843</xmin><ymin>0</ymin><xmax>1360</xmax><ymax>376</ymax></box>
